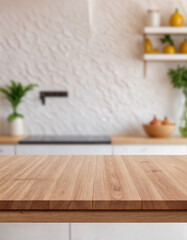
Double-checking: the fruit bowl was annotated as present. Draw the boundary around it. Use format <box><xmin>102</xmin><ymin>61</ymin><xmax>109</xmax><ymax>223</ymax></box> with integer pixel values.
<box><xmin>143</xmin><ymin>124</ymin><xmax>176</xmax><ymax>138</ymax></box>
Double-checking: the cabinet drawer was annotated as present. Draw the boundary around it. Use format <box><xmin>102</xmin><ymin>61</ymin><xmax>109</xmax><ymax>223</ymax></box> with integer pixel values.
<box><xmin>16</xmin><ymin>145</ymin><xmax>112</xmax><ymax>155</ymax></box>
<box><xmin>112</xmin><ymin>144</ymin><xmax>187</xmax><ymax>155</ymax></box>
<box><xmin>0</xmin><ymin>223</ymin><xmax>69</xmax><ymax>240</ymax></box>
<box><xmin>0</xmin><ymin>145</ymin><xmax>15</xmax><ymax>155</ymax></box>
<box><xmin>72</xmin><ymin>223</ymin><xmax>187</xmax><ymax>240</ymax></box>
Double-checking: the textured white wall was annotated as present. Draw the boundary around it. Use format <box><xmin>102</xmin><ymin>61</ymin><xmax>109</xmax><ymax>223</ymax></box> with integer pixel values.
<box><xmin>0</xmin><ymin>0</ymin><xmax>187</xmax><ymax>135</ymax></box>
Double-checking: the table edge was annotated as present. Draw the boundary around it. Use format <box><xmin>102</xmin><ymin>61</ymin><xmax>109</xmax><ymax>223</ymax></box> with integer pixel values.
<box><xmin>0</xmin><ymin>210</ymin><xmax>186</xmax><ymax>223</ymax></box>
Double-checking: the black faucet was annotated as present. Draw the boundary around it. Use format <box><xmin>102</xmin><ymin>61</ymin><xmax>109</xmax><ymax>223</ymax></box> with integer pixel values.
<box><xmin>40</xmin><ymin>91</ymin><xmax>68</xmax><ymax>105</ymax></box>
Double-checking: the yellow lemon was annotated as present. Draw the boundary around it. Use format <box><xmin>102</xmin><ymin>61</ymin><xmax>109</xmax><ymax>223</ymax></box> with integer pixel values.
<box><xmin>180</xmin><ymin>39</ymin><xmax>187</xmax><ymax>53</ymax></box>
<box><xmin>163</xmin><ymin>45</ymin><xmax>176</xmax><ymax>54</ymax></box>
<box><xmin>153</xmin><ymin>48</ymin><xmax>159</xmax><ymax>54</ymax></box>
<box><xmin>170</xmin><ymin>8</ymin><xmax>184</xmax><ymax>27</ymax></box>
<box><xmin>144</xmin><ymin>38</ymin><xmax>152</xmax><ymax>54</ymax></box>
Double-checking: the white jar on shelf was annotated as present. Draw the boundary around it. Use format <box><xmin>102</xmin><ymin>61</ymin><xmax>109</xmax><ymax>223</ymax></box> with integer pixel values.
<box><xmin>146</xmin><ymin>9</ymin><xmax>161</xmax><ymax>27</ymax></box>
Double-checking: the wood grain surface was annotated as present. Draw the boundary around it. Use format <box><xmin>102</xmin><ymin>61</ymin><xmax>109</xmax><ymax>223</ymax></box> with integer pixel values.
<box><xmin>0</xmin><ymin>211</ymin><xmax>186</xmax><ymax>223</ymax></box>
<box><xmin>0</xmin><ymin>135</ymin><xmax>186</xmax><ymax>145</ymax></box>
<box><xmin>0</xmin><ymin>135</ymin><xmax>27</xmax><ymax>144</ymax></box>
<box><xmin>111</xmin><ymin>136</ymin><xmax>187</xmax><ymax>144</ymax></box>
<box><xmin>0</xmin><ymin>155</ymin><xmax>186</xmax><ymax>210</ymax></box>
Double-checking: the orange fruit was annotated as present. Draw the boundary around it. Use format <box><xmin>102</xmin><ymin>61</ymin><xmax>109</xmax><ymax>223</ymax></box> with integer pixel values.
<box><xmin>162</xmin><ymin>117</ymin><xmax>171</xmax><ymax>125</ymax></box>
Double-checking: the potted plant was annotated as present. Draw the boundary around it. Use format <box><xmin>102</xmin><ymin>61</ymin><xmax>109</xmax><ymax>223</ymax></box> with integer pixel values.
<box><xmin>0</xmin><ymin>80</ymin><xmax>38</xmax><ymax>136</ymax></box>
<box><xmin>168</xmin><ymin>66</ymin><xmax>187</xmax><ymax>137</ymax></box>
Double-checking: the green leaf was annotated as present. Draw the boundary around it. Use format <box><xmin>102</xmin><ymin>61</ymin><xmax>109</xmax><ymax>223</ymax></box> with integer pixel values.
<box><xmin>0</xmin><ymin>88</ymin><xmax>11</xmax><ymax>98</ymax></box>
<box><xmin>23</xmin><ymin>84</ymin><xmax>38</xmax><ymax>95</ymax></box>
<box><xmin>8</xmin><ymin>112</ymin><xmax>24</xmax><ymax>122</ymax></box>
<box><xmin>0</xmin><ymin>80</ymin><xmax>38</xmax><ymax>120</ymax></box>
<box><xmin>168</xmin><ymin>65</ymin><xmax>187</xmax><ymax>91</ymax></box>
<box><xmin>160</xmin><ymin>34</ymin><xmax>175</xmax><ymax>46</ymax></box>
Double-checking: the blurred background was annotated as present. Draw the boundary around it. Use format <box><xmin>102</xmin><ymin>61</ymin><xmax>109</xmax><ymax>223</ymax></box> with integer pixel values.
<box><xmin>0</xmin><ymin>0</ymin><xmax>186</xmax><ymax>136</ymax></box>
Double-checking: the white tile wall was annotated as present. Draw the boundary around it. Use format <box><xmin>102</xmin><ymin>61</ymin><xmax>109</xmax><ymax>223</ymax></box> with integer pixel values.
<box><xmin>0</xmin><ymin>0</ymin><xmax>186</xmax><ymax>136</ymax></box>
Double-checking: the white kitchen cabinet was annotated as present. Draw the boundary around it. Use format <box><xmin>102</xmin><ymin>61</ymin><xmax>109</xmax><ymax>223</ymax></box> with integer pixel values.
<box><xmin>15</xmin><ymin>144</ymin><xmax>187</xmax><ymax>155</ymax></box>
<box><xmin>72</xmin><ymin>223</ymin><xmax>187</xmax><ymax>240</ymax></box>
<box><xmin>16</xmin><ymin>143</ymin><xmax>187</xmax><ymax>156</ymax></box>
<box><xmin>0</xmin><ymin>145</ymin><xmax>15</xmax><ymax>155</ymax></box>
<box><xmin>16</xmin><ymin>144</ymin><xmax>112</xmax><ymax>155</ymax></box>
<box><xmin>0</xmin><ymin>223</ymin><xmax>69</xmax><ymax>240</ymax></box>
<box><xmin>112</xmin><ymin>144</ymin><xmax>187</xmax><ymax>155</ymax></box>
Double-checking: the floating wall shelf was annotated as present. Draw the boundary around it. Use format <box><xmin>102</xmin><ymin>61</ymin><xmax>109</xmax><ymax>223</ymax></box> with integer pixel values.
<box><xmin>144</xmin><ymin>27</ymin><xmax>187</xmax><ymax>35</ymax></box>
<box><xmin>143</xmin><ymin>27</ymin><xmax>187</xmax><ymax>77</ymax></box>
<box><xmin>144</xmin><ymin>54</ymin><xmax>187</xmax><ymax>61</ymax></box>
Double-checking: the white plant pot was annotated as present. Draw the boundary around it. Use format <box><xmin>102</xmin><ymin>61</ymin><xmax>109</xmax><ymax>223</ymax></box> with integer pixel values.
<box><xmin>9</xmin><ymin>118</ymin><xmax>25</xmax><ymax>136</ymax></box>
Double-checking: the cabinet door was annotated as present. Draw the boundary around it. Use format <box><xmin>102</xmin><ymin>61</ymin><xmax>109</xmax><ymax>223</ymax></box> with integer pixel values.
<box><xmin>0</xmin><ymin>145</ymin><xmax>15</xmax><ymax>155</ymax></box>
<box><xmin>72</xmin><ymin>223</ymin><xmax>187</xmax><ymax>240</ymax></box>
<box><xmin>0</xmin><ymin>223</ymin><xmax>69</xmax><ymax>240</ymax></box>
<box><xmin>112</xmin><ymin>144</ymin><xmax>187</xmax><ymax>155</ymax></box>
<box><xmin>16</xmin><ymin>145</ymin><xmax>112</xmax><ymax>155</ymax></box>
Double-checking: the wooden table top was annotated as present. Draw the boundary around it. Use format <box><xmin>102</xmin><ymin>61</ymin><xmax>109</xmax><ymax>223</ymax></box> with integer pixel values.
<box><xmin>111</xmin><ymin>136</ymin><xmax>187</xmax><ymax>144</ymax></box>
<box><xmin>0</xmin><ymin>135</ymin><xmax>27</xmax><ymax>145</ymax></box>
<box><xmin>0</xmin><ymin>135</ymin><xmax>186</xmax><ymax>145</ymax></box>
<box><xmin>0</xmin><ymin>155</ymin><xmax>186</xmax><ymax>211</ymax></box>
